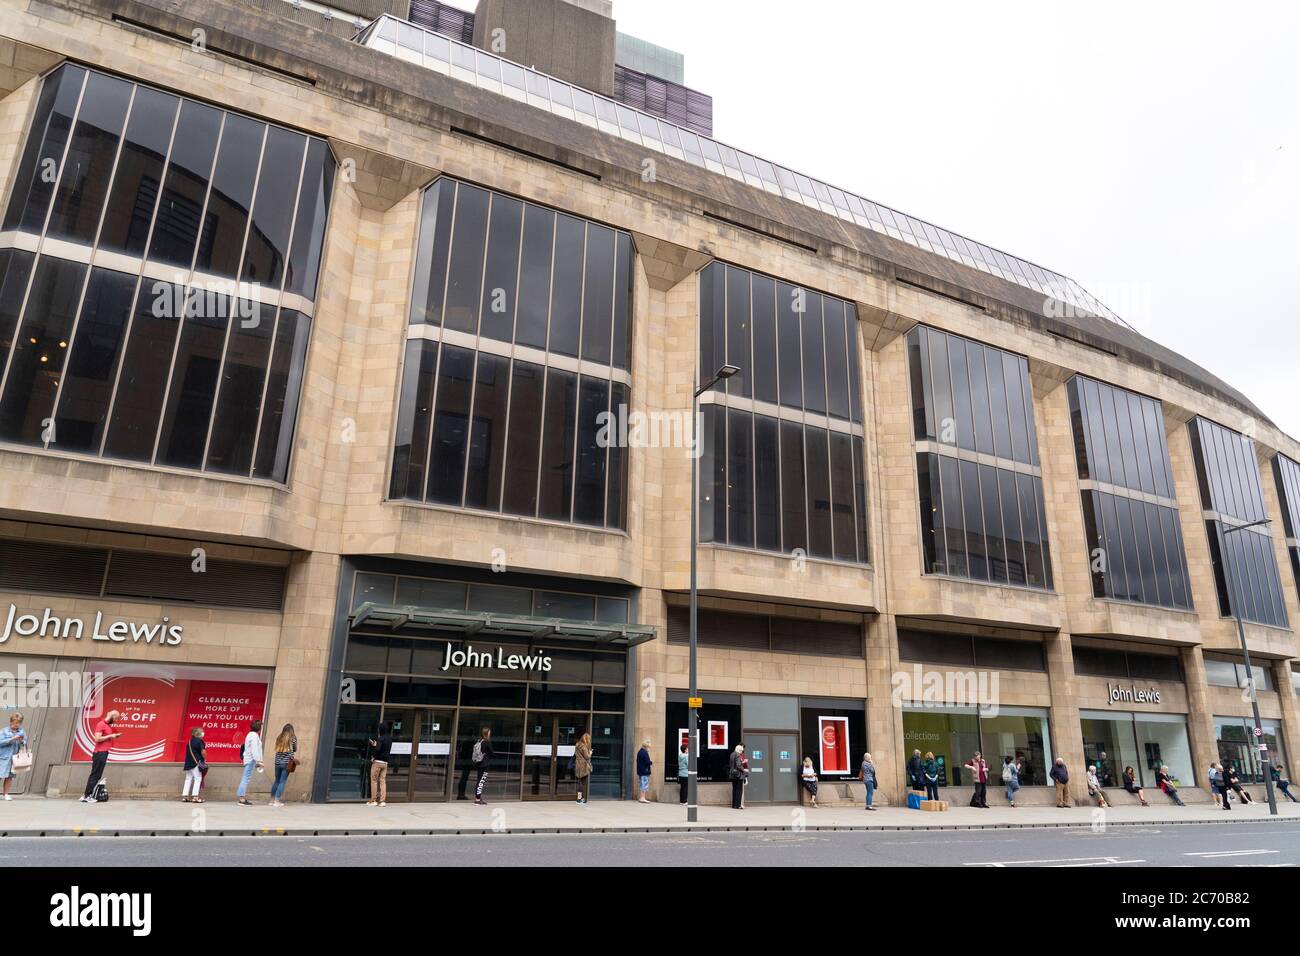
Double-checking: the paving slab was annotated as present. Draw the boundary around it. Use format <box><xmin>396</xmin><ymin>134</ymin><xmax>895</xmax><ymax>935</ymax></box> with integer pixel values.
<box><xmin>3</xmin><ymin>796</ymin><xmax>1300</xmax><ymax>837</ymax></box>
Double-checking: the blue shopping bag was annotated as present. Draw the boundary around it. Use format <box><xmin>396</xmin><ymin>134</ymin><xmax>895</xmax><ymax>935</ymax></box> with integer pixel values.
<box><xmin>907</xmin><ymin>792</ymin><xmax>923</xmax><ymax>810</ymax></box>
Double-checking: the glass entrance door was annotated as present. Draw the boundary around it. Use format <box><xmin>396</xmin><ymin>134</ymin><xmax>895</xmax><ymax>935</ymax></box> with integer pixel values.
<box><xmin>523</xmin><ymin>712</ymin><xmax>586</xmax><ymax>800</ymax></box>
<box><xmin>382</xmin><ymin>708</ymin><xmax>415</xmax><ymax>802</ymax></box>
<box><xmin>411</xmin><ymin>710</ymin><xmax>453</xmax><ymax>801</ymax></box>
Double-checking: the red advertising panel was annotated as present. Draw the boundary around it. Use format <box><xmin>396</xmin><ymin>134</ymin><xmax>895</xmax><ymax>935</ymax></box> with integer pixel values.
<box><xmin>71</xmin><ymin>666</ymin><xmax>268</xmax><ymax>763</ymax></box>
<box><xmin>818</xmin><ymin>715</ymin><xmax>850</xmax><ymax>775</ymax></box>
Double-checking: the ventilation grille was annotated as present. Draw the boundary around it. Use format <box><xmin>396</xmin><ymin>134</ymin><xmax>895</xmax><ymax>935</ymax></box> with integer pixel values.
<box><xmin>0</xmin><ymin>538</ymin><xmax>286</xmax><ymax>611</ymax></box>
<box><xmin>613</xmin><ymin>64</ymin><xmax>713</xmax><ymax>137</ymax></box>
<box><xmin>408</xmin><ymin>0</ymin><xmax>475</xmax><ymax>44</ymax></box>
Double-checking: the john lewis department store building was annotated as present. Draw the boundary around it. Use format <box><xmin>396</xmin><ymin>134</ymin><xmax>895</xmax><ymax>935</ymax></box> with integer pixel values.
<box><xmin>2</xmin><ymin>0</ymin><xmax>1300</xmax><ymax>804</ymax></box>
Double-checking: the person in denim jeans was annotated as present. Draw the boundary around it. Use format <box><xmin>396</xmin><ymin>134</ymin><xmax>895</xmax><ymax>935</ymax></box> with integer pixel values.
<box><xmin>236</xmin><ymin>720</ymin><xmax>263</xmax><ymax>806</ymax></box>
<box><xmin>636</xmin><ymin>739</ymin><xmax>653</xmax><ymax>803</ymax></box>
<box><xmin>859</xmin><ymin>752</ymin><xmax>877</xmax><ymax>810</ymax></box>
<box><xmin>269</xmin><ymin>724</ymin><xmax>297</xmax><ymax>807</ymax></box>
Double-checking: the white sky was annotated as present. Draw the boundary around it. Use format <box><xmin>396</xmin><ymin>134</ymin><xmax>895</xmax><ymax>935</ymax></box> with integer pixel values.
<box><xmin>611</xmin><ymin>0</ymin><xmax>1300</xmax><ymax>437</ymax></box>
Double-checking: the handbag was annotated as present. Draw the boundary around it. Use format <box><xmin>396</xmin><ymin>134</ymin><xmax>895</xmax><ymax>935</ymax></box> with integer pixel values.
<box><xmin>287</xmin><ymin>756</ymin><xmax>299</xmax><ymax>773</ymax></box>
<box><xmin>11</xmin><ymin>743</ymin><xmax>32</xmax><ymax>772</ymax></box>
<box><xmin>188</xmin><ymin>741</ymin><xmax>207</xmax><ymax>774</ymax></box>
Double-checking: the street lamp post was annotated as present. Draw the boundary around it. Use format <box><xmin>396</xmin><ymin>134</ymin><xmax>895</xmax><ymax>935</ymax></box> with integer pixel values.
<box><xmin>688</xmin><ymin>363</ymin><xmax>740</xmax><ymax>823</ymax></box>
<box><xmin>1218</xmin><ymin>517</ymin><xmax>1278</xmax><ymax>816</ymax></box>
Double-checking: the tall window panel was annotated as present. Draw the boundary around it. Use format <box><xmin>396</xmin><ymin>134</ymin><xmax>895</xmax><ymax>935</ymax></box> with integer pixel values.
<box><xmin>388</xmin><ymin>178</ymin><xmax>632</xmax><ymax>530</ymax></box>
<box><xmin>906</xmin><ymin>325</ymin><xmax>1052</xmax><ymax>589</ymax></box>
<box><xmin>696</xmin><ymin>261</ymin><xmax>868</xmax><ymax>564</ymax></box>
<box><xmin>1189</xmin><ymin>417</ymin><xmax>1287</xmax><ymax>627</ymax></box>
<box><xmin>1066</xmin><ymin>376</ymin><xmax>1192</xmax><ymax>610</ymax></box>
<box><xmin>1271</xmin><ymin>453</ymin><xmax>1300</xmax><ymax>604</ymax></box>
<box><xmin>0</xmin><ymin>65</ymin><xmax>335</xmax><ymax>484</ymax></box>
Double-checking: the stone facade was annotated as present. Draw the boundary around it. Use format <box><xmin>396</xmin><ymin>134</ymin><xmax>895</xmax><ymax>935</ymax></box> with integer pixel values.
<box><xmin>0</xmin><ymin>0</ymin><xmax>1297</xmax><ymax>804</ymax></box>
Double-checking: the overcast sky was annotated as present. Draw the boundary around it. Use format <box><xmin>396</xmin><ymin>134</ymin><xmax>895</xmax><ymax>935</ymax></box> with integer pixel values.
<box><xmin>611</xmin><ymin>0</ymin><xmax>1300</xmax><ymax>437</ymax></box>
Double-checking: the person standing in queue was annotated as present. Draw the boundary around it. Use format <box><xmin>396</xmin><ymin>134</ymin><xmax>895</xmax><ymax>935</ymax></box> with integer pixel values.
<box><xmin>0</xmin><ymin>713</ymin><xmax>29</xmax><ymax>801</ymax></box>
<box><xmin>964</xmin><ymin>751</ymin><xmax>989</xmax><ymax>808</ymax></box>
<box><xmin>729</xmin><ymin>744</ymin><xmax>745</xmax><ymax>809</ymax></box>
<box><xmin>81</xmin><ymin>710</ymin><xmax>122</xmax><ymax>803</ymax></box>
<box><xmin>636</xmin><ymin>740</ymin><xmax>653</xmax><ymax>803</ymax></box>
<box><xmin>470</xmin><ymin>727</ymin><xmax>494</xmax><ymax>805</ymax></box>
<box><xmin>860</xmin><ymin>752</ymin><xmax>877</xmax><ymax>811</ymax></box>
<box><xmin>907</xmin><ymin>749</ymin><xmax>924</xmax><ymax>792</ymax></box>
<box><xmin>923</xmin><ymin>752</ymin><xmax>940</xmax><ymax>802</ymax></box>
<box><xmin>676</xmin><ymin>741</ymin><xmax>689</xmax><ymax>806</ymax></box>
<box><xmin>1050</xmin><ymin>757</ymin><xmax>1071</xmax><ymax>808</ymax></box>
<box><xmin>1002</xmin><ymin>755</ymin><xmax>1020</xmax><ymax>808</ymax></box>
<box><xmin>367</xmin><ymin>720</ymin><xmax>393</xmax><ymax>807</ymax></box>
<box><xmin>574</xmin><ymin>731</ymin><xmax>593</xmax><ymax>805</ymax></box>
<box><xmin>236</xmin><ymin>719</ymin><xmax>264</xmax><ymax>807</ymax></box>
<box><xmin>181</xmin><ymin>727</ymin><xmax>206</xmax><ymax>803</ymax></box>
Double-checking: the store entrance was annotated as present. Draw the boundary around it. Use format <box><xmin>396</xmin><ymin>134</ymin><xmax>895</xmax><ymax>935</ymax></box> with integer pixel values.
<box><xmin>742</xmin><ymin>732</ymin><xmax>799</xmax><ymax>804</ymax></box>
<box><xmin>378</xmin><ymin>708</ymin><xmax>453</xmax><ymax>803</ymax></box>
<box><xmin>523</xmin><ymin>712</ymin><xmax>587</xmax><ymax>800</ymax></box>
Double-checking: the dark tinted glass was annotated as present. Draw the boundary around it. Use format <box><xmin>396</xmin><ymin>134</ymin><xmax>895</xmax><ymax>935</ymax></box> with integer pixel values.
<box><xmin>425</xmin><ymin>344</ymin><xmax>474</xmax><ymax>504</ymax></box>
<box><xmin>502</xmin><ymin>359</ymin><xmax>544</xmax><ymax>516</ymax></box>
<box><xmin>411</xmin><ymin>179</ymin><xmax>453</xmax><ymax>325</ymax></box>
<box><xmin>829</xmin><ymin>431</ymin><xmax>855</xmax><ymax>561</ymax></box>
<box><xmin>148</xmin><ymin>100</ymin><xmax>221</xmax><ymax>268</ymax></box>
<box><xmin>580</xmin><ymin>223</ymin><xmax>614</xmax><ymax>363</ymax></box>
<box><xmin>724</xmin><ymin>265</ymin><xmax>751</xmax><ymax>398</ymax></box>
<box><xmin>750</xmin><ymin>274</ymin><xmax>777</xmax><ymax>404</ymax></box>
<box><xmin>928</xmin><ymin>330</ymin><xmax>954</xmax><ymax>448</ymax></box>
<box><xmin>947</xmin><ymin>333</ymin><xmax>973</xmax><ymax>450</ymax></box>
<box><xmin>939</xmin><ymin>455</ymin><xmax>966</xmax><ymax>576</ymax></box>
<box><xmin>573</xmin><ymin>376</ymin><xmax>609</xmax><ymax>525</ymax></box>
<box><xmin>999</xmin><ymin>470</ymin><xmax>1025</xmax><ymax>584</ymax></box>
<box><xmin>242</xmin><ymin>126</ymin><xmax>304</xmax><ymax>286</ymax></box>
<box><xmin>515</xmin><ymin>205</ymin><xmax>553</xmax><ymax>348</ymax></box>
<box><xmin>853</xmin><ymin>435</ymin><xmax>869</xmax><ymax>562</ymax></box>
<box><xmin>607</xmin><ymin>381</ymin><xmax>629</xmax><ymax>529</ymax></box>
<box><xmin>195</xmin><ymin>114</ymin><xmax>262</xmax><ymax>278</ymax></box>
<box><xmin>442</xmin><ymin>183</ymin><xmax>489</xmax><ymax>334</ymax></box>
<box><xmin>800</xmin><ymin>293</ymin><xmax>826</xmax><ymax>413</ymax></box>
<box><xmin>918</xmin><ymin>453</ymin><xmax>940</xmax><ymax>572</ymax></box>
<box><xmin>464</xmin><ymin>352</ymin><xmax>511</xmax><ymax>510</ymax></box>
<box><xmin>538</xmin><ymin>367</ymin><xmax>577</xmax><ymax>520</ymax></box>
<box><xmin>966</xmin><ymin>340</ymin><xmax>993</xmax><ymax>455</ymax></box>
<box><xmin>547</xmin><ymin>214</ymin><xmax>584</xmax><ymax>356</ymax></box>
<box><xmin>204</xmin><ymin>301</ymin><xmax>275</xmax><ymax>475</ymax></box>
<box><xmin>98</xmin><ymin>86</ymin><xmax>178</xmax><ymax>255</ymax></box>
<box><xmin>103</xmin><ymin>281</ymin><xmax>183</xmax><ymax>461</ymax></box>
<box><xmin>754</xmin><ymin>415</ymin><xmax>780</xmax><ymax>551</ymax></box>
<box><xmin>776</xmin><ymin>280</ymin><xmax>802</xmax><ymax>407</ymax></box>
<box><xmin>806</xmin><ymin>425</ymin><xmax>832</xmax><ymax>558</ymax></box>
<box><xmin>823</xmin><ymin>298</ymin><xmax>850</xmax><ymax>420</ymax></box>
<box><xmin>388</xmin><ymin>339</ymin><xmax>438</xmax><ymax>500</ymax></box>
<box><xmin>251</xmin><ymin>309</ymin><xmax>310</xmax><ymax>482</ymax></box>
<box><xmin>53</xmin><ymin>268</ymin><xmax>137</xmax><ymax>452</ymax></box>
<box><xmin>155</xmin><ymin>292</ymin><xmax>230</xmax><ymax>468</ymax></box>
<box><xmin>700</xmin><ymin>404</ymin><xmax>724</xmax><ymax>543</ymax></box>
<box><xmin>478</xmin><ymin>193</ymin><xmax>522</xmax><ymax>343</ymax></box>
<box><xmin>960</xmin><ymin>459</ymin><xmax>986</xmax><ymax>579</ymax></box>
<box><xmin>284</xmin><ymin>137</ymin><xmax>335</xmax><ymax>298</ymax></box>
<box><xmin>0</xmin><ymin>257</ymin><xmax>86</xmax><ymax>443</ymax></box>
<box><xmin>46</xmin><ymin>72</ymin><xmax>132</xmax><ymax>243</ymax></box>
<box><xmin>846</xmin><ymin>305</ymin><xmax>863</xmax><ymax>424</ymax></box>
<box><xmin>726</xmin><ymin>408</ymin><xmax>753</xmax><ymax>546</ymax></box>
<box><xmin>0</xmin><ymin>251</ymin><xmax>35</xmax><ymax>372</ymax></box>
<box><xmin>5</xmin><ymin>65</ymin><xmax>85</xmax><ymax>232</ymax></box>
<box><xmin>780</xmin><ymin>420</ymin><xmax>807</xmax><ymax>554</ymax></box>
<box><xmin>980</xmin><ymin>463</ymin><xmax>1006</xmax><ymax>582</ymax></box>
<box><xmin>612</xmin><ymin>232</ymin><xmax>632</xmax><ymax>371</ymax></box>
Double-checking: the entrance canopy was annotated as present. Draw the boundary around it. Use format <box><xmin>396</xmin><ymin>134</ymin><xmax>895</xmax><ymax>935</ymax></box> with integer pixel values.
<box><xmin>350</xmin><ymin>602</ymin><xmax>657</xmax><ymax>647</ymax></box>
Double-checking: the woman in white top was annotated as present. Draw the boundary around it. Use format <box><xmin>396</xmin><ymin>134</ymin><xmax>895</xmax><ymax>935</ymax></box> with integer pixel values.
<box><xmin>236</xmin><ymin>719</ymin><xmax>264</xmax><ymax>806</ymax></box>
<box><xmin>800</xmin><ymin>757</ymin><xmax>819</xmax><ymax>806</ymax></box>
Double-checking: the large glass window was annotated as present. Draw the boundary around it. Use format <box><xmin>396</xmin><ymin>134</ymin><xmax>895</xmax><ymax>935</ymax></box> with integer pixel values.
<box><xmin>1214</xmin><ymin>715</ymin><xmax>1284</xmax><ymax>786</ymax></box>
<box><xmin>1068</xmin><ymin>376</ymin><xmax>1192</xmax><ymax>610</ymax></box>
<box><xmin>0</xmin><ymin>65</ymin><xmax>334</xmax><ymax>484</ymax></box>
<box><xmin>389</xmin><ymin>179</ymin><xmax>631</xmax><ymax>529</ymax></box>
<box><xmin>697</xmin><ymin>262</ymin><xmax>867</xmax><ymax>563</ymax></box>
<box><xmin>1189</xmin><ymin>417</ymin><xmax>1287</xmax><ymax>627</ymax></box>
<box><xmin>1081</xmin><ymin>709</ymin><xmax>1192</xmax><ymax>788</ymax></box>
<box><xmin>1272</xmin><ymin>453</ymin><xmax>1300</xmax><ymax>603</ymax></box>
<box><xmin>907</xmin><ymin>326</ymin><xmax>1052</xmax><ymax>589</ymax></box>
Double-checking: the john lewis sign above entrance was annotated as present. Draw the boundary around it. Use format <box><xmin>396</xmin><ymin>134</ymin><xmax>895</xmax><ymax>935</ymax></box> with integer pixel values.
<box><xmin>440</xmin><ymin>642</ymin><xmax>551</xmax><ymax>672</ymax></box>
<box><xmin>0</xmin><ymin>605</ymin><xmax>183</xmax><ymax>646</ymax></box>
<box><xmin>1107</xmin><ymin>682</ymin><xmax>1162</xmax><ymax>705</ymax></box>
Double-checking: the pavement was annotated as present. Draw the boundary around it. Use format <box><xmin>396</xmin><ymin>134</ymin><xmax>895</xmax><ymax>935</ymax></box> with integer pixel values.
<box><xmin>3</xmin><ymin>794</ymin><xmax>1300</xmax><ymax>837</ymax></box>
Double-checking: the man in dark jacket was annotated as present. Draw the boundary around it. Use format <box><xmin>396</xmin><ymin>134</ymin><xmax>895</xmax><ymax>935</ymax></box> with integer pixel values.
<box><xmin>1050</xmin><ymin>758</ymin><xmax>1070</xmax><ymax>807</ymax></box>
<box><xmin>964</xmin><ymin>751</ymin><xmax>990</xmax><ymax>808</ymax></box>
<box><xmin>636</xmin><ymin>740</ymin><xmax>653</xmax><ymax>803</ymax></box>
<box><xmin>907</xmin><ymin>749</ymin><xmax>924</xmax><ymax>791</ymax></box>
<box><xmin>729</xmin><ymin>745</ymin><xmax>746</xmax><ymax>809</ymax></box>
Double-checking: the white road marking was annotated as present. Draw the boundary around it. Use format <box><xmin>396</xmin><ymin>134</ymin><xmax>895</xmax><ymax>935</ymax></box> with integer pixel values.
<box><xmin>965</xmin><ymin>855</ymin><xmax>1145</xmax><ymax>867</ymax></box>
<box><xmin>1185</xmin><ymin>849</ymin><xmax>1278</xmax><ymax>858</ymax></box>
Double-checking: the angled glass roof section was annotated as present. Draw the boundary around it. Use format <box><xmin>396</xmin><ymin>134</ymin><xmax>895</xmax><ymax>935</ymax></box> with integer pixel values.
<box><xmin>354</xmin><ymin>14</ymin><xmax>1135</xmax><ymax>332</ymax></box>
<box><xmin>350</xmin><ymin>602</ymin><xmax>657</xmax><ymax>647</ymax></box>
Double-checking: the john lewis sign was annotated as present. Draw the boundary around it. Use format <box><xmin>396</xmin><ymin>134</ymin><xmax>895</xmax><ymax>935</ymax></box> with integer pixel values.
<box><xmin>1106</xmin><ymin>682</ymin><xmax>1162</xmax><ymax>706</ymax></box>
<box><xmin>0</xmin><ymin>604</ymin><xmax>183</xmax><ymax>647</ymax></box>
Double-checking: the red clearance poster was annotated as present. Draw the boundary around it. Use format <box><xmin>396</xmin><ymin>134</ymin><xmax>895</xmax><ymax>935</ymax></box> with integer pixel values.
<box><xmin>71</xmin><ymin>669</ymin><xmax>268</xmax><ymax>764</ymax></box>
<box><xmin>818</xmin><ymin>716</ymin><xmax>850</xmax><ymax>775</ymax></box>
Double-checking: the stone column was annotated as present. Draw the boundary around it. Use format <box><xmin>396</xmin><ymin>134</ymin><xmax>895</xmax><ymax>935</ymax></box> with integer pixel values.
<box><xmin>1272</xmin><ymin>658</ymin><xmax>1300</xmax><ymax>774</ymax></box>
<box><xmin>865</xmin><ymin>612</ymin><xmax>902</xmax><ymax>805</ymax></box>
<box><xmin>1180</xmin><ymin>645</ymin><xmax>1219</xmax><ymax>791</ymax></box>
<box><xmin>266</xmin><ymin>550</ymin><xmax>343</xmax><ymax>802</ymax></box>
<box><xmin>1044</xmin><ymin>630</ymin><xmax>1084</xmax><ymax>804</ymax></box>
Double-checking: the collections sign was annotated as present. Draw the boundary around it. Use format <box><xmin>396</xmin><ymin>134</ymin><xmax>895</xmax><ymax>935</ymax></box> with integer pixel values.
<box><xmin>70</xmin><ymin>671</ymin><xmax>268</xmax><ymax>763</ymax></box>
<box><xmin>1107</xmin><ymin>682</ymin><xmax>1163</xmax><ymax>706</ymax></box>
<box><xmin>0</xmin><ymin>604</ymin><xmax>182</xmax><ymax>647</ymax></box>
<box><xmin>439</xmin><ymin>642</ymin><xmax>552</xmax><ymax>672</ymax></box>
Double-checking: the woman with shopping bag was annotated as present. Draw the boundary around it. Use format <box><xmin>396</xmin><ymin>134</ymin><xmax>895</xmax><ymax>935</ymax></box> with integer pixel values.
<box><xmin>0</xmin><ymin>712</ymin><xmax>30</xmax><ymax>800</ymax></box>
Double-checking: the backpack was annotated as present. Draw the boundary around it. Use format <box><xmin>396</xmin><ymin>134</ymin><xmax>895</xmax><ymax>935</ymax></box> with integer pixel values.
<box><xmin>1002</xmin><ymin>763</ymin><xmax>1013</xmax><ymax>783</ymax></box>
<box><xmin>472</xmin><ymin>740</ymin><xmax>486</xmax><ymax>765</ymax></box>
<box><xmin>92</xmin><ymin>779</ymin><xmax>109</xmax><ymax>802</ymax></box>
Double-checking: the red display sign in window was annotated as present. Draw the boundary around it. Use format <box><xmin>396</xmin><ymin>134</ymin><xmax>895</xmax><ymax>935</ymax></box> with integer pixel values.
<box><xmin>818</xmin><ymin>716</ymin><xmax>850</xmax><ymax>775</ymax></box>
<box><xmin>71</xmin><ymin>667</ymin><xmax>269</xmax><ymax>764</ymax></box>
